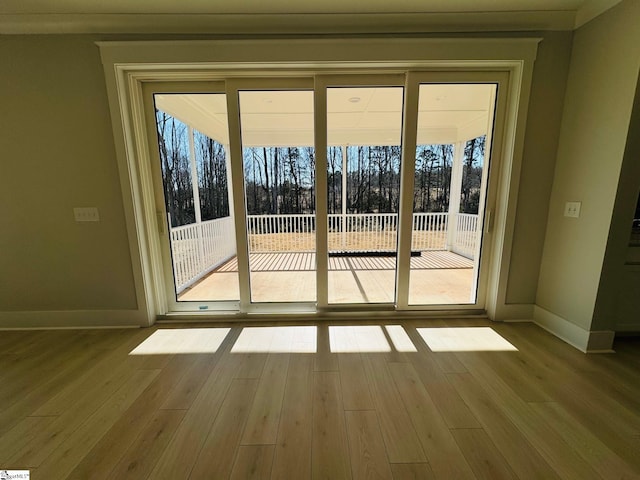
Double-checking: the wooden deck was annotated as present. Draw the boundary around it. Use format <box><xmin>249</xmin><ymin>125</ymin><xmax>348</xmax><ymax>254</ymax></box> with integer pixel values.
<box><xmin>217</xmin><ymin>250</ymin><xmax>473</xmax><ymax>272</ymax></box>
<box><xmin>179</xmin><ymin>251</ymin><xmax>475</xmax><ymax>304</ymax></box>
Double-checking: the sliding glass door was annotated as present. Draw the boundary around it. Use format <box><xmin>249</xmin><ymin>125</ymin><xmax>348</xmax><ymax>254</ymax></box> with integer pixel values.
<box><xmin>238</xmin><ymin>89</ymin><xmax>317</xmax><ymax>304</ymax></box>
<box><xmin>143</xmin><ymin>72</ymin><xmax>505</xmax><ymax>314</ymax></box>
<box><xmin>326</xmin><ymin>85</ymin><xmax>404</xmax><ymax>305</ymax></box>
<box><xmin>148</xmin><ymin>89</ymin><xmax>240</xmax><ymax>308</ymax></box>
<box><xmin>406</xmin><ymin>82</ymin><xmax>497</xmax><ymax>306</ymax></box>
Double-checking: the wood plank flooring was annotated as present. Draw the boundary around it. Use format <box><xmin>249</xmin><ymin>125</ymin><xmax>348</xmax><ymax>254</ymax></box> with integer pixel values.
<box><xmin>0</xmin><ymin>320</ymin><xmax>639</xmax><ymax>479</ymax></box>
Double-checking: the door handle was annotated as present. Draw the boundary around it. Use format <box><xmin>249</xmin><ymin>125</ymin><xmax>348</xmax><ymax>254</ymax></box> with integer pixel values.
<box><xmin>485</xmin><ymin>210</ymin><xmax>494</xmax><ymax>233</ymax></box>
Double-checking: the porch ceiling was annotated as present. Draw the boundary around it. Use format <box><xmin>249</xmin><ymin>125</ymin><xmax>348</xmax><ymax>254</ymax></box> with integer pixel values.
<box><xmin>154</xmin><ymin>83</ymin><xmax>495</xmax><ymax>147</ymax></box>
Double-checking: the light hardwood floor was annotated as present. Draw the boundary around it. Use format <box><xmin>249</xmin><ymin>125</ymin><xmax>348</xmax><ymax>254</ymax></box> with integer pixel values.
<box><xmin>0</xmin><ymin>319</ymin><xmax>639</xmax><ymax>479</ymax></box>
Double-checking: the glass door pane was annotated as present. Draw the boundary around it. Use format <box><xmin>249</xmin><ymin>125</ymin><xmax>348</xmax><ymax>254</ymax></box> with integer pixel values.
<box><xmin>326</xmin><ymin>87</ymin><xmax>404</xmax><ymax>304</ymax></box>
<box><xmin>408</xmin><ymin>83</ymin><xmax>496</xmax><ymax>305</ymax></box>
<box><xmin>238</xmin><ymin>90</ymin><xmax>317</xmax><ymax>303</ymax></box>
<box><xmin>153</xmin><ymin>93</ymin><xmax>240</xmax><ymax>303</ymax></box>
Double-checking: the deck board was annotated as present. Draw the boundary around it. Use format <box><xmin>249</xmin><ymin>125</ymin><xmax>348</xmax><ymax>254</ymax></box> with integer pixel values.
<box><xmin>180</xmin><ymin>251</ymin><xmax>474</xmax><ymax>303</ymax></box>
<box><xmin>217</xmin><ymin>251</ymin><xmax>471</xmax><ymax>273</ymax></box>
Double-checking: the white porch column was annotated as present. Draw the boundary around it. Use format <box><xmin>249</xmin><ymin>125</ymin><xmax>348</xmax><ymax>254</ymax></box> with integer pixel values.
<box><xmin>223</xmin><ymin>144</ymin><xmax>235</xmax><ymax>220</ymax></box>
<box><xmin>188</xmin><ymin>126</ymin><xmax>202</xmax><ymax>224</ymax></box>
<box><xmin>341</xmin><ymin>145</ymin><xmax>348</xmax><ymax>248</ymax></box>
<box><xmin>446</xmin><ymin>140</ymin><xmax>465</xmax><ymax>251</ymax></box>
<box><xmin>224</xmin><ymin>144</ymin><xmax>237</xmax><ymax>255</ymax></box>
<box><xmin>188</xmin><ymin>126</ymin><xmax>205</xmax><ymax>268</ymax></box>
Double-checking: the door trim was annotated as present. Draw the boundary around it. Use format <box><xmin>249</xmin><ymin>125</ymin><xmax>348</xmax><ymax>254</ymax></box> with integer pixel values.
<box><xmin>97</xmin><ymin>37</ymin><xmax>540</xmax><ymax>323</ymax></box>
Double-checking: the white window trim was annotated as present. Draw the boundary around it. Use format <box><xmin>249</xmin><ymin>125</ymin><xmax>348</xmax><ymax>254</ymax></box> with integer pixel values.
<box><xmin>97</xmin><ymin>37</ymin><xmax>540</xmax><ymax>324</ymax></box>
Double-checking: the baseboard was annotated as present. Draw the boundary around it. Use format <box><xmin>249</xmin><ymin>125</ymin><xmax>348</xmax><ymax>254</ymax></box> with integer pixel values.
<box><xmin>586</xmin><ymin>330</ymin><xmax>616</xmax><ymax>352</ymax></box>
<box><xmin>0</xmin><ymin>309</ymin><xmax>148</xmax><ymax>329</ymax></box>
<box><xmin>533</xmin><ymin>306</ymin><xmax>614</xmax><ymax>353</ymax></box>
<box><xmin>494</xmin><ymin>303</ymin><xmax>534</xmax><ymax>322</ymax></box>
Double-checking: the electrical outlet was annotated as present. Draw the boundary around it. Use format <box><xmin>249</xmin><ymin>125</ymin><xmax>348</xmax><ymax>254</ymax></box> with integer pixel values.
<box><xmin>564</xmin><ymin>201</ymin><xmax>581</xmax><ymax>218</ymax></box>
<box><xmin>74</xmin><ymin>207</ymin><xmax>100</xmax><ymax>222</ymax></box>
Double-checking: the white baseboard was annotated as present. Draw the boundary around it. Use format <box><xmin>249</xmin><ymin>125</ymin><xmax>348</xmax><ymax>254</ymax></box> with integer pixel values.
<box><xmin>0</xmin><ymin>309</ymin><xmax>148</xmax><ymax>329</ymax></box>
<box><xmin>533</xmin><ymin>306</ymin><xmax>614</xmax><ymax>353</ymax></box>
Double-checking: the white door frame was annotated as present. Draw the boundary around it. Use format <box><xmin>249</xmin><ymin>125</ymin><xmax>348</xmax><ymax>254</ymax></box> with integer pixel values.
<box><xmin>397</xmin><ymin>71</ymin><xmax>507</xmax><ymax>311</ymax></box>
<box><xmin>226</xmin><ymin>77</ymin><xmax>317</xmax><ymax>313</ymax></box>
<box><xmin>315</xmin><ymin>74</ymin><xmax>406</xmax><ymax>310</ymax></box>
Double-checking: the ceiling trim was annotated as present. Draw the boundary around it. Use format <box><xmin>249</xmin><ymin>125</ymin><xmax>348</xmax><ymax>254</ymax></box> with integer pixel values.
<box><xmin>574</xmin><ymin>0</ymin><xmax>622</xmax><ymax>28</ymax></box>
<box><xmin>0</xmin><ymin>11</ymin><xmax>577</xmax><ymax>35</ymax></box>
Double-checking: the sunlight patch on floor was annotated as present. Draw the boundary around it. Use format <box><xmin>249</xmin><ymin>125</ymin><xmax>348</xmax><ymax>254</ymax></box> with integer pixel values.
<box><xmin>231</xmin><ymin>326</ymin><xmax>317</xmax><ymax>353</ymax></box>
<box><xmin>329</xmin><ymin>325</ymin><xmax>393</xmax><ymax>353</ymax></box>
<box><xmin>417</xmin><ymin>327</ymin><xmax>518</xmax><ymax>352</ymax></box>
<box><xmin>385</xmin><ymin>325</ymin><xmax>418</xmax><ymax>352</ymax></box>
<box><xmin>129</xmin><ymin>328</ymin><xmax>230</xmax><ymax>355</ymax></box>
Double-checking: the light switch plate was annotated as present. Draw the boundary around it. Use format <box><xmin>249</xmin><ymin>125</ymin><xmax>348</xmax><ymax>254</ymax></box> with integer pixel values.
<box><xmin>74</xmin><ymin>207</ymin><xmax>100</xmax><ymax>222</ymax></box>
<box><xmin>564</xmin><ymin>201</ymin><xmax>581</xmax><ymax>218</ymax></box>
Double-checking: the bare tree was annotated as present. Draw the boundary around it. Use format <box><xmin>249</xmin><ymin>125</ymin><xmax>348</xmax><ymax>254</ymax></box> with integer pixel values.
<box><xmin>156</xmin><ymin>111</ymin><xmax>194</xmax><ymax>227</ymax></box>
<box><xmin>461</xmin><ymin>135</ymin><xmax>485</xmax><ymax>214</ymax></box>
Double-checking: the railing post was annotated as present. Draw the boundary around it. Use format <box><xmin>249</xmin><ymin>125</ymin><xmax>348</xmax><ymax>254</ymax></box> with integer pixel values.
<box><xmin>447</xmin><ymin>140</ymin><xmax>465</xmax><ymax>251</ymax></box>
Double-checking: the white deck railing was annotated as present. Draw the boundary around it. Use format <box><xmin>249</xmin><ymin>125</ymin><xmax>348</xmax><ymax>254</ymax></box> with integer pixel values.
<box><xmin>245</xmin><ymin>212</ymin><xmax>475</xmax><ymax>255</ymax></box>
<box><xmin>170</xmin><ymin>212</ymin><xmax>479</xmax><ymax>293</ymax></box>
<box><xmin>328</xmin><ymin>213</ymin><xmax>397</xmax><ymax>251</ymax></box>
<box><xmin>453</xmin><ymin>213</ymin><xmax>479</xmax><ymax>259</ymax></box>
<box><xmin>412</xmin><ymin>212</ymin><xmax>449</xmax><ymax>251</ymax></box>
<box><xmin>170</xmin><ymin>216</ymin><xmax>235</xmax><ymax>293</ymax></box>
<box><xmin>246</xmin><ymin>214</ymin><xmax>316</xmax><ymax>252</ymax></box>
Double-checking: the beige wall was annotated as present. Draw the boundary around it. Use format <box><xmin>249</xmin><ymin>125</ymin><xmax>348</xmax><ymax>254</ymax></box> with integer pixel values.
<box><xmin>0</xmin><ymin>30</ymin><xmax>576</xmax><ymax>319</ymax></box>
<box><xmin>0</xmin><ymin>36</ymin><xmax>137</xmax><ymax>311</ymax></box>
<box><xmin>536</xmin><ymin>0</ymin><xmax>640</xmax><ymax>330</ymax></box>
<box><xmin>506</xmin><ymin>31</ymin><xmax>572</xmax><ymax>305</ymax></box>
